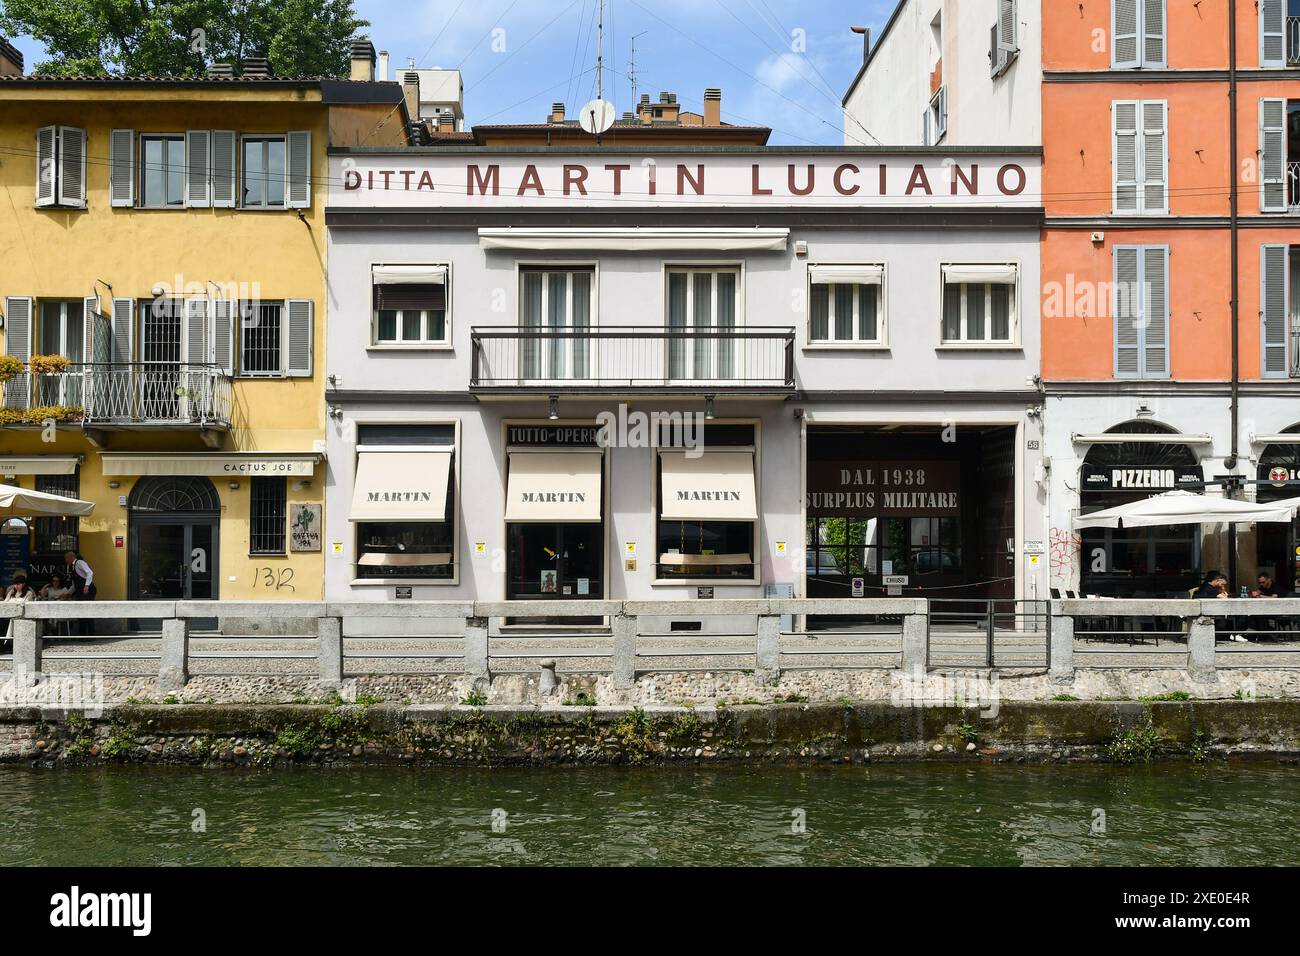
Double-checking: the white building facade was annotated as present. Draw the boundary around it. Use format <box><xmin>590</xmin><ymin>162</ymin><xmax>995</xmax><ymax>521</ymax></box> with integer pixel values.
<box><xmin>323</xmin><ymin>147</ymin><xmax>1047</xmax><ymax>624</ymax></box>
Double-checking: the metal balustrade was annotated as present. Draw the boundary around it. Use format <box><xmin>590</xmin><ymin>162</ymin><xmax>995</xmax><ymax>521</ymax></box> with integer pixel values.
<box><xmin>1290</xmin><ymin>161</ymin><xmax>1300</xmax><ymax>213</ymax></box>
<box><xmin>1289</xmin><ymin>15</ymin><xmax>1300</xmax><ymax>66</ymax></box>
<box><xmin>470</xmin><ymin>326</ymin><xmax>796</xmax><ymax>391</ymax></box>
<box><xmin>0</xmin><ymin>364</ymin><xmax>232</xmax><ymax>427</ymax></box>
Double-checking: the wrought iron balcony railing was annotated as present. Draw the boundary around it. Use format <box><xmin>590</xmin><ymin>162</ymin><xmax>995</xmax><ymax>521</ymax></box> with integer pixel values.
<box><xmin>471</xmin><ymin>326</ymin><xmax>796</xmax><ymax>391</ymax></box>
<box><xmin>1289</xmin><ymin>161</ymin><xmax>1300</xmax><ymax>212</ymax></box>
<box><xmin>0</xmin><ymin>364</ymin><xmax>233</xmax><ymax>427</ymax></box>
<box><xmin>1292</xmin><ymin>329</ymin><xmax>1300</xmax><ymax>379</ymax></box>
<box><xmin>1289</xmin><ymin>16</ymin><xmax>1300</xmax><ymax>66</ymax></box>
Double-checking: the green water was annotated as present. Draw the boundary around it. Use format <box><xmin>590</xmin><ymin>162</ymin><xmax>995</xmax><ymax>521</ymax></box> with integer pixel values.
<box><xmin>0</xmin><ymin>764</ymin><xmax>1296</xmax><ymax>866</ymax></box>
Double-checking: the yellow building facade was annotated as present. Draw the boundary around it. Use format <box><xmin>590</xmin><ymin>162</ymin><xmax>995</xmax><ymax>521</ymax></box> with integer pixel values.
<box><xmin>0</xmin><ymin>55</ymin><xmax>408</xmax><ymax>610</ymax></box>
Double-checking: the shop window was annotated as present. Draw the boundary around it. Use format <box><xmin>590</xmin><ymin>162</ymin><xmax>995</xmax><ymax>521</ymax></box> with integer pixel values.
<box><xmin>33</xmin><ymin>471</ymin><xmax>79</xmax><ymax>553</ymax></box>
<box><xmin>940</xmin><ymin>265</ymin><xmax>1017</xmax><ymax>344</ymax></box>
<box><xmin>882</xmin><ymin>516</ymin><xmax>963</xmax><ymax>576</ymax></box>
<box><xmin>373</xmin><ymin>265</ymin><xmax>449</xmax><ymax>346</ymax></box>
<box><xmin>249</xmin><ymin>476</ymin><xmax>287</xmax><ymax>555</ymax></box>
<box><xmin>808</xmin><ymin>266</ymin><xmax>883</xmax><ymax>345</ymax></box>
<box><xmin>357</xmin><ymin>521</ymin><xmax>455</xmax><ymax>579</ymax></box>
<box><xmin>806</xmin><ymin>517</ymin><xmax>879</xmax><ymax>583</ymax></box>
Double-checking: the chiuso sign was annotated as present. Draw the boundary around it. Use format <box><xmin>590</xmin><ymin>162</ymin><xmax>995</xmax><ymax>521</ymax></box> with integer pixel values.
<box><xmin>329</xmin><ymin>153</ymin><xmax>1041</xmax><ymax>209</ymax></box>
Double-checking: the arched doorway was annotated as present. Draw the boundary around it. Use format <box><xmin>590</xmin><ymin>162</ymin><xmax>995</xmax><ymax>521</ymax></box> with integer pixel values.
<box><xmin>128</xmin><ymin>476</ymin><xmax>220</xmax><ymax>601</ymax></box>
<box><xmin>1078</xmin><ymin>421</ymin><xmax>1204</xmax><ymax>597</ymax></box>
<box><xmin>1257</xmin><ymin>425</ymin><xmax>1300</xmax><ymax>595</ymax></box>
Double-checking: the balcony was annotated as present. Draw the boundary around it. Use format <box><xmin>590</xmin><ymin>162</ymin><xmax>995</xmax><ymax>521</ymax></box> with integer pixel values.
<box><xmin>1290</xmin><ymin>161</ymin><xmax>1300</xmax><ymax>212</ymax></box>
<box><xmin>1293</xmin><ymin>329</ymin><xmax>1300</xmax><ymax>379</ymax></box>
<box><xmin>470</xmin><ymin>326</ymin><xmax>796</xmax><ymax>394</ymax></box>
<box><xmin>1290</xmin><ymin>16</ymin><xmax>1300</xmax><ymax>66</ymax></box>
<box><xmin>1</xmin><ymin>364</ymin><xmax>233</xmax><ymax>432</ymax></box>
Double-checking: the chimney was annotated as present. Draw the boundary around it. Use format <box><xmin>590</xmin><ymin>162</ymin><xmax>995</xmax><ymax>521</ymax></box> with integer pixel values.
<box><xmin>403</xmin><ymin>71</ymin><xmax>421</xmax><ymax>121</ymax></box>
<box><xmin>349</xmin><ymin>38</ymin><xmax>376</xmax><ymax>82</ymax></box>
<box><xmin>703</xmin><ymin>88</ymin><xmax>721</xmax><ymax>127</ymax></box>
<box><xmin>657</xmin><ymin>91</ymin><xmax>680</xmax><ymax>122</ymax></box>
<box><xmin>437</xmin><ymin>113</ymin><xmax>455</xmax><ymax>133</ymax></box>
<box><xmin>207</xmin><ymin>62</ymin><xmax>234</xmax><ymax>79</ymax></box>
<box><xmin>242</xmin><ymin>56</ymin><xmax>271</xmax><ymax>78</ymax></box>
<box><xmin>0</xmin><ymin>37</ymin><xmax>23</xmax><ymax>76</ymax></box>
<box><xmin>550</xmin><ymin>102</ymin><xmax>566</xmax><ymax>124</ymax></box>
<box><xmin>377</xmin><ymin>50</ymin><xmax>389</xmax><ymax>82</ymax></box>
<box><xmin>851</xmin><ymin>26</ymin><xmax>871</xmax><ymax>64</ymax></box>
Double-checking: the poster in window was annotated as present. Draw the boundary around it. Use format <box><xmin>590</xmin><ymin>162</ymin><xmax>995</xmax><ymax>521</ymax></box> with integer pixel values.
<box><xmin>289</xmin><ymin>503</ymin><xmax>322</xmax><ymax>552</ymax></box>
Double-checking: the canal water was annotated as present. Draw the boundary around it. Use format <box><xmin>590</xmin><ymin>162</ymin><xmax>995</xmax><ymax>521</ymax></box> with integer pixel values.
<box><xmin>1</xmin><ymin>763</ymin><xmax>1296</xmax><ymax>866</ymax></box>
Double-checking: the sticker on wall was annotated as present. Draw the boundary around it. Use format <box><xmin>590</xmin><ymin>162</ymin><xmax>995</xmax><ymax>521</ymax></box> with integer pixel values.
<box><xmin>475</xmin><ymin>542</ymin><xmax>487</xmax><ymax>556</ymax></box>
<box><xmin>114</xmin><ymin>536</ymin><xmax>124</xmax><ymax>549</ymax></box>
<box><xmin>625</xmin><ymin>542</ymin><xmax>637</xmax><ymax>557</ymax></box>
<box><xmin>1028</xmin><ymin>554</ymin><xmax>1041</xmax><ymax>567</ymax></box>
<box><xmin>331</xmin><ymin>542</ymin><xmax>344</xmax><ymax>555</ymax></box>
<box><xmin>625</xmin><ymin>559</ymin><xmax>637</xmax><ymax>573</ymax></box>
<box><xmin>118</xmin><ymin>496</ymin><xmax>127</xmax><ymax>507</ymax></box>
<box><xmin>289</xmin><ymin>503</ymin><xmax>322</xmax><ymax>552</ymax></box>
<box><xmin>775</xmin><ymin>541</ymin><xmax>787</xmax><ymax>556</ymax></box>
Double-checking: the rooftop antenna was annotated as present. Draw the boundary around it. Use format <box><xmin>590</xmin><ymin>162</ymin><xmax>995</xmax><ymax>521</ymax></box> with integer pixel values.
<box><xmin>628</xmin><ymin>30</ymin><xmax>648</xmax><ymax>113</ymax></box>
<box><xmin>581</xmin><ymin>0</ymin><xmax>616</xmax><ymax>145</ymax></box>
<box><xmin>597</xmin><ymin>0</ymin><xmax>604</xmax><ymax>104</ymax></box>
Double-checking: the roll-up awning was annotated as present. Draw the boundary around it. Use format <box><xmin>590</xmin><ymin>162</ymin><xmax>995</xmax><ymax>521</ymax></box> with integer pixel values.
<box><xmin>941</xmin><ymin>264</ymin><xmax>1018</xmax><ymax>285</ymax></box>
<box><xmin>660</xmin><ymin>450</ymin><xmax>758</xmax><ymax>521</ymax></box>
<box><xmin>808</xmin><ymin>265</ymin><xmax>884</xmax><ymax>286</ymax></box>
<box><xmin>349</xmin><ymin>450</ymin><xmax>451</xmax><ymax>522</ymax></box>
<box><xmin>372</xmin><ymin>264</ymin><xmax>447</xmax><ymax>285</ymax></box>
<box><xmin>504</xmin><ymin>452</ymin><xmax>603</xmax><ymax>523</ymax></box>
<box><xmin>478</xmin><ymin>227</ymin><xmax>789</xmax><ymax>252</ymax></box>
<box><xmin>0</xmin><ymin>456</ymin><xmax>81</xmax><ymax>476</ymax></box>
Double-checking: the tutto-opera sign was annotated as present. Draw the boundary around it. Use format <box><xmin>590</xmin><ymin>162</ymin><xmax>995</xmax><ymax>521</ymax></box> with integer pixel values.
<box><xmin>328</xmin><ymin>152</ymin><xmax>1042</xmax><ymax>209</ymax></box>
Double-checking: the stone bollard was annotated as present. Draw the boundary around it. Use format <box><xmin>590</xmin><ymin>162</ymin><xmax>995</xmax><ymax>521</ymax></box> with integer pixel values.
<box><xmin>1049</xmin><ymin>613</ymin><xmax>1075</xmax><ymax>685</ymax></box>
<box><xmin>1188</xmin><ymin>616</ymin><xmax>1217</xmax><ymax>684</ymax></box>
<box><xmin>756</xmin><ymin>613</ymin><xmax>781</xmax><ymax>684</ymax></box>
<box><xmin>539</xmin><ymin>659</ymin><xmax>560</xmax><ymax>696</ymax></box>
<box><xmin>901</xmin><ymin>605</ymin><xmax>929</xmax><ymax>675</ymax></box>
<box><xmin>317</xmin><ymin>616</ymin><xmax>343</xmax><ymax>687</ymax></box>
<box><xmin>464</xmin><ymin>616</ymin><xmax>490</xmax><ymax>684</ymax></box>
<box><xmin>12</xmin><ymin>619</ymin><xmax>43</xmax><ymax>685</ymax></box>
<box><xmin>159</xmin><ymin>617</ymin><xmax>191</xmax><ymax>691</ymax></box>
<box><xmin>612</xmin><ymin>613</ymin><xmax>637</xmax><ymax>689</ymax></box>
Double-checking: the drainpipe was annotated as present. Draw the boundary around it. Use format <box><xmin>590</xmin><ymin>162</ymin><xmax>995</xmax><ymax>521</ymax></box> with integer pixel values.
<box><xmin>1227</xmin><ymin>0</ymin><xmax>1241</xmax><ymax>590</ymax></box>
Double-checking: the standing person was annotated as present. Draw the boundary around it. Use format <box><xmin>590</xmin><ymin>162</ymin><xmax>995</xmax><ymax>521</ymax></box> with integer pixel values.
<box><xmin>64</xmin><ymin>550</ymin><xmax>96</xmax><ymax>636</ymax></box>
<box><xmin>3</xmin><ymin>571</ymin><xmax>35</xmax><ymax>648</ymax></box>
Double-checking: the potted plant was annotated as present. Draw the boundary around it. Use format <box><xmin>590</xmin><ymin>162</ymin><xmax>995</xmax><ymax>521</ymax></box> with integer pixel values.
<box><xmin>0</xmin><ymin>355</ymin><xmax>22</xmax><ymax>384</ymax></box>
<box><xmin>28</xmin><ymin>354</ymin><xmax>71</xmax><ymax>375</ymax></box>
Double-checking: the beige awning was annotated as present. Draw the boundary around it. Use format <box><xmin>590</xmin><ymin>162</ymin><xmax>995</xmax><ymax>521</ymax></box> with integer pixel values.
<box><xmin>358</xmin><ymin>552</ymin><xmax>452</xmax><ymax>567</ymax></box>
<box><xmin>660</xmin><ymin>450</ymin><xmax>758</xmax><ymax>521</ymax></box>
<box><xmin>349</xmin><ymin>450</ymin><xmax>451</xmax><ymax>522</ymax></box>
<box><xmin>942</xmin><ymin>263</ymin><xmax>1018</xmax><ymax>285</ymax></box>
<box><xmin>505</xmin><ymin>452</ymin><xmax>602</xmax><ymax>523</ymax></box>
<box><xmin>809</xmin><ymin>264</ymin><xmax>884</xmax><ymax>286</ymax></box>
<box><xmin>0</xmin><ymin>456</ymin><xmax>81</xmax><ymax>476</ymax></box>
<box><xmin>372</xmin><ymin>264</ymin><xmax>447</xmax><ymax>285</ymax></box>
<box><xmin>102</xmin><ymin>453</ymin><xmax>320</xmax><ymax>477</ymax></box>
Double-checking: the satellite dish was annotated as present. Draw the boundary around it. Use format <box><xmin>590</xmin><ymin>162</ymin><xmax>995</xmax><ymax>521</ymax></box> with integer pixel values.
<box><xmin>579</xmin><ymin>99</ymin><xmax>617</xmax><ymax>135</ymax></box>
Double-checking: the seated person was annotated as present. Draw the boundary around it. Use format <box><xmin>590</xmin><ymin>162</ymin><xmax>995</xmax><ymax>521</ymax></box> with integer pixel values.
<box><xmin>1251</xmin><ymin>573</ymin><xmax>1283</xmax><ymax>598</ymax></box>
<box><xmin>40</xmin><ymin>572</ymin><xmax>75</xmax><ymax>601</ymax></box>
<box><xmin>1194</xmin><ymin>571</ymin><xmax>1230</xmax><ymax>600</ymax></box>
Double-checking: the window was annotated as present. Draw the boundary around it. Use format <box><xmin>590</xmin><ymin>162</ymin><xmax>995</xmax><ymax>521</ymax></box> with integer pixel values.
<box><xmin>249</xmin><ymin>477</ymin><xmax>287</xmax><ymax>555</ymax></box>
<box><xmin>940</xmin><ymin>265</ymin><xmax>1017</xmax><ymax>344</ymax></box>
<box><xmin>806</xmin><ymin>517</ymin><xmax>879</xmax><ymax>582</ymax></box>
<box><xmin>1114</xmin><ymin>245</ymin><xmax>1170</xmax><ymax>379</ymax></box>
<box><xmin>1259</xmin><ymin>0</ymin><xmax>1300</xmax><ymax>67</ymax></box>
<box><xmin>33</xmin><ymin>471</ymin><xmax>79</xmax><ymax>553</ymax></box>
<box><xmin>1259</xmin><ymin>98</ymin><xmax>1298</xmax><ymax>213</ymax></box>
<box><xmin>990</xmin><ymin>0</ymin><xmax>1018</xmax><ymax>76</ymax></box>
<box><xmin>1113</xmin><ymin>100</ymin><xmax>1167</xmax><ymax>214</ymax></box>
<box><xmin>923</xmin><ymin>87</ymin><xmax>947</xmax><ymax>145</ymax></box>
<box><xmin>35</xmin><ymin>125</ymin><xmax>86</xmax><ymax>208</ymax></box>
<box><xmin>242</xmin><ymin>136</ymin><xmax>286</xmax><ymax>208</ymax></box>
<box><xmin>1113</xmin><ymin>0</ymin><xmax>1166</xmax><ymax>68</ymax></box>
<box><xmin>241</xmin><ymin>302</ymin><xmax>283</xmax><ymax>375</ymax></box>
<box><xmin>1260</xmin><ymin>243</ymin><xmax>1295</xmax><ymax>378</ymax></box>
<box><xmin>519</xmin><ymin>266</ymin><xmax>593</xmax><ymax>378</ymax></box>
<box><xmin>373</xmin><ymin>265</ymin><xmax>449</xmax><ymax>346</ymax></box>
<box><xmin>882</xmin><ymin>517</ymin><xmax>963</xmax><ymax>577</ymax></box>
<box><xmin>808</xmin><ymin>265</ymin><xmax>884</xmax><ymax>345</ymax></box>
<box><xmin>140</xmin><ymin>135</ymin><xmax>185</xmax><ymax>208</ymax></box>
<box><xmin>36</xmin><ymin>300</ymin><xmax>85</xmax><ymax>406</ymax></box>
<box><xmin>666</xmin><ymin>267</ymin><xmax>739</xmax><ymax>380</ymax></box>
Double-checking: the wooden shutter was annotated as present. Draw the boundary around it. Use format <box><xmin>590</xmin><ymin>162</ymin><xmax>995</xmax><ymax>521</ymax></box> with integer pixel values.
<box><xmin>1143</xmin><ymin>0</ymin><xmax>1166</xmax><ymax>66</ymax></box>
<box><xmin>998</xmin><ymin>0</ymin><xmax>1017</xmax><ymax>54</ymax></box>
<box><xmin>1260</xmin><ymin>98</ymin><xmax>1287</xmax><ymax>213</ymax></box>
<box><xmin>83</xmin><ymin>296</ymin><xmax>102</xmax><ymax>363</ymax></box>
<box><xmin>285</xmin><ymin>299</ymin><xmax>313</xmax><ymax>377</ymax></box>
<box><xmin>3</xmin><ymin>296</ymin><xmax>33</xmax><ymax>409</ymax></box>
<box><xmin>212</xmin><ymin>299</ymin><xmax>235</xmax><ymax>375</ymax></box>
<box><xmin>1260</xmin><ymin>0</ymin><xmax>1286</xmax><ymax>67</ymax></box>
<box><xmin>1113</xmin><ymin>0</ymin><xmax>1140</xmax><ymax>67</ymax></box>
<box><xmin>185</xmin><ymin>298</ymin><xmax>210</xmax><ymax>365</ymax></box>
<box><xmin>109</xmin><ymin>128</ymin><xmax>134</xmax><ymax>207</ymax></box>
<box><xmin>57</xmin><ymin>126</ymin><xmax>86</xmax><ymax>207</ymax></box>
<box><xmin>1141</xmin><ymin>246</ymin><xmax>1169</xmax><ymax>377</ymax></box>
<box><xmin>1141</xmin><ymin>101</ymin><xmax>1167</xmax><ymax>212</ymax></box>
<box><xmin>1114</xmin><ymin>247</ymin><xmax>1142</xmax><ymax>377</ymax></box>
<box><xmin>35</xmin><ymin>126</ymin><xmax>56</xmax><ymax>207</ymax></box>
<box><xmin>210</xmin><ymin>130</ymin><xmax>237</xmax><ymax>207</ymax></box>
<box><xmin>185</xmin><ymin>130</ymin><xmax>211</xmax><ymax>207</ymax></box>
<box><xmin>111</xmin><ymin>297</ymin><xmax>134</xmax><ymax>364</ymax></box>
<box><xmin>286</xmin><ymin>130</ymin><xmax>311</xmax><ymax>208</ymax></box>
<box><xmin>1113</xmin><ymin>101</ymin><xmax>1140</xmax><ymax>213</ymax></box>
<box><xmin>1261</xmin><ymin>244</ymin><xmax>1290</xmax><ymax>377</ymax></box>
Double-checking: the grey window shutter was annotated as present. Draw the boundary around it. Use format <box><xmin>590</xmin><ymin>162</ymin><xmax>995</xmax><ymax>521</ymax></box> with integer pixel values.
<box><xmin>210</xmin><ymin>130</ymin><xmax>237</xmax><ymax>207</ymax></box>
<box><xmin>285</xmin><ymin>299</ymin><xmax>313</xmax><ymax>377</ymax></box>
<box><xmin>1141</xmin><ymin>101</ymin><xmax>1167</xmax><ymax>212</ymax></box>
<box><xmin>990</xmin><ymin>24</ymin><xmax>1002</xmax><ymax>76</ymax></box>
<box><xmin>998</xmin><ymin>0</ymin><xmax>1017</xmax><ymax>54</ymax></box>
<box><xmin>1143</xmin><ymin>0</ymin><xmax>1166</xmax><ymax>66</ymax></box>
<box><xmin>212</xmin><ymin>298</ymin><xmax>235</xmax><ymax>375</ymax></box>
<box><xmin>1260</xmin><ymin>0</ymin><xmax>1285</xmax><ymax>67</ymax></box>
<box><xmin>1141</xmin><ymin>246</ymin><xmax>1169</xmax><ymax>377</ymax></box>
<box><xmin>185</xmin><ymin>130</ymin><xmax>211</xmax><ymax>207</ymax></box>
<box><xmin>3</xmin><ymin>296</ymin><xmax>33</xmax><ymax>409</ymax></box>
<box><xmin>35</xmin><ymin>126</ymin><xmax>56</xmax><ymax>207</ymax></box>
<box><xmin>111</xmin><ymin>297</ymin><xmax>134</xmax><ymax>364</ymax></box>
<box><xmin>1261</xmin><ymin>244</ymin><xmax>1289</xmax><ymax>376</ymax></box>
<box><xmin>1260</xmin><ymin>98</ymin><xmax>1287</xmax><ymax>213</ymax></box>
<box><xmin>1114</xmin><ymin>247</ymin><xmax>1142</xmax><ymax>377</ymax></box>
<box><xmin>57</xmin><ymin>126</ymin><xmax>86</xmax><ymax>207</ymax></box>
<box><xmin>286</xmin><ymin>130</ymin><xmax>311</xmax><ymax>208</ymax></box>
<box><xmin>1113</xmin><ymin>101</ymin><xmax>1139</xmax><ymax>212</ymax></box>
<box><xmin>185</xmin><ymin>298</ymin><xmax>210</xmax><ymax>365</ymax></box>
<box><xmin>83</xmin><ymin>296</ymin><xmax>104</xmax><ymax>363</ymax></box>
<box><xmin>1113</xmin><ymin>0</ymin><xmax>1140</xmax><ymax>67</ymax></box>
<box><xmin>110</xmin><ymin>128</ymin><xmax>134</xmax><ymax>207</ymax></box>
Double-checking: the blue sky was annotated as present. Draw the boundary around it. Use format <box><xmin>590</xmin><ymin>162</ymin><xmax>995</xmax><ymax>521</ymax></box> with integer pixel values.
<box><xmin>8</xmin><ymin>0</ymin><xmax>898</xmax><ymax>145</ymax></box>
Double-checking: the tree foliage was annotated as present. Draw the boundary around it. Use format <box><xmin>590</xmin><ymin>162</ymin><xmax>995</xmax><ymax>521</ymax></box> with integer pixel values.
<box><xmin>0</xmin><ymin>0</ymin><xmax>369</xmax><ymax>78</ymax></box>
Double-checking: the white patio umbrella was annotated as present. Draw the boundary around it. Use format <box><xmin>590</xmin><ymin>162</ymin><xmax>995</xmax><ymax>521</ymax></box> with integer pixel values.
<box><xmin>1072</xmin><ymin>490</ymin><xmax>1296</xmax><ymax>530</ymax></box>
<box><xmin>0</xmin><ymin>486</ymin><xmax>95</xmax><ymax>519</ymax></box>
